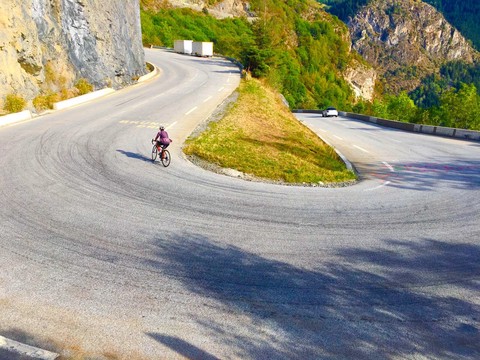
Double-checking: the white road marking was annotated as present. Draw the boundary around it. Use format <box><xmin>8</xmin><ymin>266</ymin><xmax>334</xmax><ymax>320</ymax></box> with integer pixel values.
<box><xmin>185</xmin><ymin>106</ymin><xmax>198</xmax><ymax>115</ymax></box>
<box><xmin>203</xmin><ymin>96</ymin><xmax>212</xmax><ymax>103</ymax></box>
<box><xmin>167</xmin><ymin>121</ymin><xmax>177</xmax><ymax>129</ymax></box>
<box><xmin>218</xmin><ymin>87</ymin><xmax>225</xmax><ymax>92</ymax></box>
<box><xmin>353</xmin><ymin>145</ymin><xmax>370</xmax><ymax>153</ymax></box>
<box><xmin>383</xmin><ymin>161</ymin><xmax>395</xmax><ymax>172</ymax></box>
<box><xmin>334</xmin><ymin>135</ymin><xmax>343</xmax><ymax>140</ymax></box>
<box><xmin>365</xmin><ymin>181</ymin><xmax>391</xmax><ymax>191</ymax></box>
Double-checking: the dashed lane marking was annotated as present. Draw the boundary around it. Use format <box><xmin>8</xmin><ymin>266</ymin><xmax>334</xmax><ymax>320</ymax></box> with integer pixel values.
<box><xmin>353</xmin><ymin>145</ymin><xmax>370</xmax><ymax>153</ymax></box>
<box><xmin>185</xmin><ymin>106</ymin><xmax>198</xmax><ymax>116</ymax></box>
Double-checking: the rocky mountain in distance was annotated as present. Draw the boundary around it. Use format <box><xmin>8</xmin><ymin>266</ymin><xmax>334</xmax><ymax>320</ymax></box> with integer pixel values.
<box><xmin>0</xmin><ymin>0</ymin><xmax>146</xmax><ymax>110</ymax></box>
<box><xmin>348</xmin><ymin>0</ymin><xmax>479</xmax><ymax>93</ymax></box>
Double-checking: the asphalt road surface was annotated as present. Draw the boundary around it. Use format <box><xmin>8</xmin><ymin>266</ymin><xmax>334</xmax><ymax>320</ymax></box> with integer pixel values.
<box><xmin>0</xmin><ymin>48</ymin><xmax>479</xmax><ymax>359</ymax></box>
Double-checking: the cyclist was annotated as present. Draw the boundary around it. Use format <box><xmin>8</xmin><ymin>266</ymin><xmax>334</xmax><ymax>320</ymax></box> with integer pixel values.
<box><xmin>153</xmin><ymin>126</ymin><xmax>172</xmax><ymax>158</ymax></box>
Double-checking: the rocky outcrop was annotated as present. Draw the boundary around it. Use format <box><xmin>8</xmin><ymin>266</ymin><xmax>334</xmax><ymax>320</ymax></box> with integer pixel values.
<box><xmin>349</xmin><ymin>0</ymin><xmax>479</xmax><ymax>93</ymax></box>
<box><xmin>0</xmin><ymin>0</ymin><xmax>146</xmax><ymax>109</ymax></box>
<box><xmin>161</xmin><ymin>0</ymin><xmax>251</xmax><ymax>19</ymax></box>
<box><xmin>344</xmin><ymin>61</ymin><xmax>377</xmax><ymax>101</ymax></box>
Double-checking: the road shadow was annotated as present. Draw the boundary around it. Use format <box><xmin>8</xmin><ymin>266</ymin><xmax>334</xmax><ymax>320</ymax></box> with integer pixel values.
<box><xmin>116</xmin><ymin>149</ymin><xmax>153</xmax><ymax>163</ymax></box>
<box><xmin>145</xmin><ymin>234</ymin><xmax>480</xmax><ymax>359</ymax></box>
<box><xmin>147</xmin><ymin>334</ymin><xmax>220</xmax><ymax>360</ymax></box>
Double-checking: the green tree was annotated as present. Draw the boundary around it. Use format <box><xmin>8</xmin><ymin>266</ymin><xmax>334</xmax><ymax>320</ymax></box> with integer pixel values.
<box><xmin>440</xmin><ymin>83</ymin><xmax>480</xmax><ymax>129</ymax></box>
<box><xmin>386</xmin><ymin>92</ymin><xmax>417</xmax><ymax>122</ymax></box>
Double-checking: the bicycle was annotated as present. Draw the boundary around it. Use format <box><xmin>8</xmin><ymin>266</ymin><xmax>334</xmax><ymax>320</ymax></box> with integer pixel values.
<box><xmin>151</xmin><ymin>140</ymin><xmax>171</xmax><ymax>167</ymax></box>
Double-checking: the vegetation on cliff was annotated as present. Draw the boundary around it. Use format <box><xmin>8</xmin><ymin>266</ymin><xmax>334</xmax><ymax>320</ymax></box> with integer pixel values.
<box><xmin>320</xmin><ymin>0</ymin><xmax>480</xmax><ymax>130</ymax></box>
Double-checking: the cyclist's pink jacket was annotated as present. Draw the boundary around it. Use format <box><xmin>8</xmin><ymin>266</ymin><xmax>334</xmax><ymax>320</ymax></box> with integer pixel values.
<box><xmin>155</xmin><ymin>130</ymin><xmax>171</xmax><ymax>145</ymax></box>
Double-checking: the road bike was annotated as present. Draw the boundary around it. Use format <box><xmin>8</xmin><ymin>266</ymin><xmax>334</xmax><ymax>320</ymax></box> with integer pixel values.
<box><xmin>151</xmin><ymin>140</ymin><xmax>171</xmax><ymax>167</ymax></box>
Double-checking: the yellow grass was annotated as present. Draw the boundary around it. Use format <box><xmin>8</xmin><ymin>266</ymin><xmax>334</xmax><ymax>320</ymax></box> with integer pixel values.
<box><xmin>184</xmin><ymin>77</ymin><xmax>356</xmax><ymax>185</ymax></box>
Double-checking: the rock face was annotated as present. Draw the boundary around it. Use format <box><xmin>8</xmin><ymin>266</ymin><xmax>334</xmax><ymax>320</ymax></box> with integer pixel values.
<box><xmin>344</xmin><ymin>61</ymin><xmax>377</xmax><ymax>101</ymax></box>
<box><xmin>165</xmin><ymin>0</ymin><xmax>251</xmax><ymax>19</ymax></box>
<box><xmin>0</xmin><ymin>0</ymin><xmax>146</xmax><ymax>108</ymax></box>
<box><xmin>349</xmin><ymin>0</ymin><xmax>479</xmax><ymax>93</ymax></box>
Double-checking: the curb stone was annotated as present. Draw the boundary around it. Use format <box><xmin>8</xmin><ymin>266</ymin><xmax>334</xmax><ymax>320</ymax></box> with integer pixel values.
<box><xmin>0</xmin><ymin>336</ymin><xmax>59</xmax><ymax>360</ymax></box>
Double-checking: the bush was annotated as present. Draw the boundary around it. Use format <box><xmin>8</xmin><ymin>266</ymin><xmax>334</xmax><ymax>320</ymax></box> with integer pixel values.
<box><xmin>3</xmin><ymin>94</ymin><xmax>26</xmax><ymax>113</ymax></box>
<box><xmin>75</xmin><ymin>78</ymin><xmax>94</xmax><ymax>95</ymax></box>
<box><xmin>33</xmin><ymin>92</ymin><xmax>60</xmax><ymax>111</ymax></box>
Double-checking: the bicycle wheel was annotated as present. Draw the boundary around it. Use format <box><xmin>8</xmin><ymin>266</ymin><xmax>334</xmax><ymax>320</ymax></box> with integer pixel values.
<box><xmin>151</xmin><ymin>145</ymin><xmax>158</xmax><ymax>161</ymax></box>
<box><xmin>161</xmin><ymin>149</ymin><xmax>171</xmax><ymax>167</ymax></box>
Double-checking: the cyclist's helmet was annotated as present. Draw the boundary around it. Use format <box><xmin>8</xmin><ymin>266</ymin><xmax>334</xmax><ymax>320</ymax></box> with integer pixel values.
<box><xmin>159</xmin><ymin>126</ymin><xmax>165</xmax><ymax>130</ymax></box>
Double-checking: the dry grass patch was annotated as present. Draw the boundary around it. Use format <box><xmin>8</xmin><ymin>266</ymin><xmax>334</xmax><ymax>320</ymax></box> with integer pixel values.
<box><xmin>184</xmin><ymin>77</ymin><xmax>356</xmax><ymax>185</ymax></box>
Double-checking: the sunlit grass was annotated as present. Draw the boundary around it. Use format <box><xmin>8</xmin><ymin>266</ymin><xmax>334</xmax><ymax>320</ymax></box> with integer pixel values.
<box><xmin>184</xmin><ymin>77</ymin><xmax>356</xmax><ymax>184</ymax></box>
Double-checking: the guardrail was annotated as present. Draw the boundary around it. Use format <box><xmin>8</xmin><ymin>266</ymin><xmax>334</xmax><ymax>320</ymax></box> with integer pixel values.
<box><xmin>1</xmin><ymin>60</ymin><xmax>158</xmax><ymax>128</ymax></box>
<box><xmin>0</xmin><ymin>110</ymin><xmax>33</xmax><ymax>127</ymax></box>
<box><xmin>293</xmin><ymin>109</ymin><xmax>480</xmax><ymax>142</ymax></box>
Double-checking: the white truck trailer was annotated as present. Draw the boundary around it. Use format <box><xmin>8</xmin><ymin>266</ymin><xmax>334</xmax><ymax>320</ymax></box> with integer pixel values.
<box><xmin>192</xmin><ymin>41</ymin><xmax>214</xmax><ymax>57</ymax></box>
<box><xmin>174</xmin><ymin>40</ymin><xmax>193</xmax><ymax>55</ymax></box>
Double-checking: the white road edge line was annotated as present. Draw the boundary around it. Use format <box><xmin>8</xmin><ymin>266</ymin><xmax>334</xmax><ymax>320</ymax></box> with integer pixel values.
<box><xmin>353</xmin><ymin>145</ymin><xmax>370</xmax><ymax>153</ymax></box>
<box><xmin>0</xmin><ymin>335</ymin><xmax>59</xmax><ymax>360</ymax></box>
<box><xmin>185</xmin><ymin>107</ymin><xmax>198</xmax><ymax>116</ymax></box>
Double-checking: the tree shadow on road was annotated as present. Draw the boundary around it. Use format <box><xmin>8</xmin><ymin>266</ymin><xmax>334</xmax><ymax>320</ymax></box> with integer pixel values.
<box><xmin>146</xmin><ymin>234</ymin><xmax>480</xmax><ymax>359</ymax></box>
<box><xmin>147</xmin><ymin>334</ymin><xmax>220</xmax><ymax>360</ymax></box>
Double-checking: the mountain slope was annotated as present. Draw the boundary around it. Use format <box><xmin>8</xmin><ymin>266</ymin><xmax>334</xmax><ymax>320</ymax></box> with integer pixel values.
<box><xmin>418</xmin><ymin>0</ymin><xmax>480</xmax><ymax>50</ymax></box>
<box><xmin>348</xmin><ymin>0</ymin><xmax>478</xmax><ymax>93</ymax></box>
<box><xmin>319</xmin><ymin>0</ymin><xmax>480</xmax><ymax>51</ymax></box>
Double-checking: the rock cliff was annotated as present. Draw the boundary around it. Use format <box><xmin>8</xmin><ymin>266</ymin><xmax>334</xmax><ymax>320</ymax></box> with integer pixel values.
<box><xmin>0</xmin><ymin>0</ymin><xmax>146</xmax><ymax>109</ymax></box>
<box><xmin>151</xmin><ymin>0</ymin><xmax>251</xmax><ymax>19</ymax></box>
<box><xmin>349</xmin><ymin>0</ymin><xmax>479</xmax><ymax>93</ymax></box>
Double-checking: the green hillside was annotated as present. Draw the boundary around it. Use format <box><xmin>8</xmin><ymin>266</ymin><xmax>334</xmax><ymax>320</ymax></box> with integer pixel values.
<box><xmin>141</xmin><ymin>0</ymin><xmax>479</xmax><ymax>130</ymax></box>
<box><xmin>140</xmin><ymin>0</ymin><xmax>358</xmax><ymax>110</ymax></box>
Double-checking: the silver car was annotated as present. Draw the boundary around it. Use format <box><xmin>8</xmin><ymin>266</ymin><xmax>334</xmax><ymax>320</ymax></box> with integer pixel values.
<box><xmin>322</xmin><ymin>107</ymin><xmax>338</xmax><ymax>117</ymax></box>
